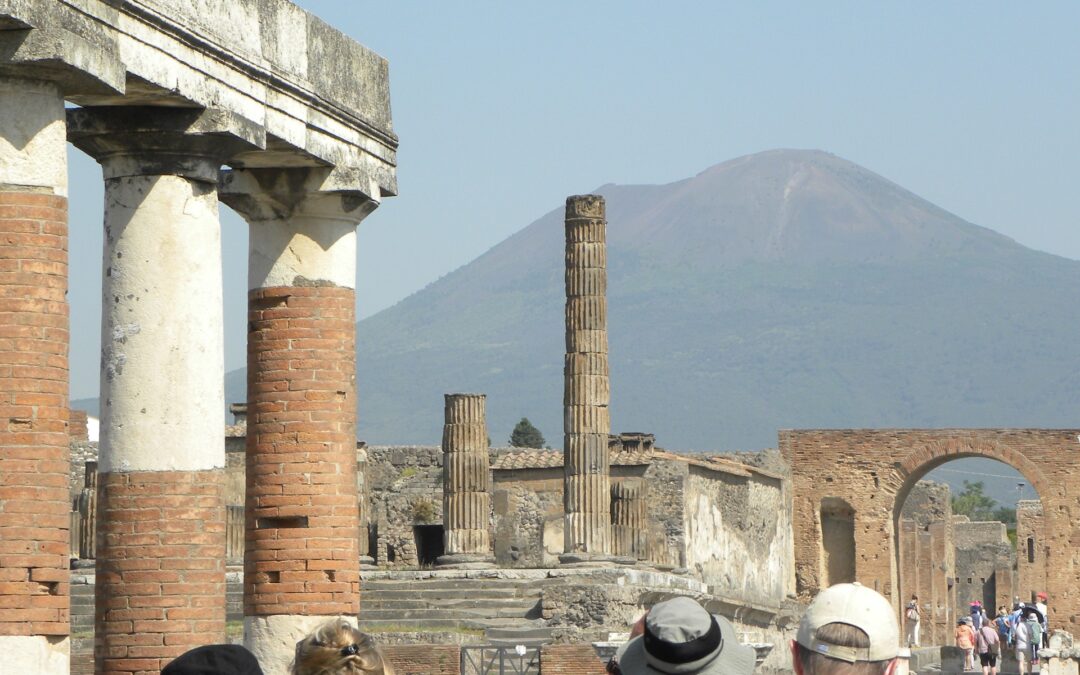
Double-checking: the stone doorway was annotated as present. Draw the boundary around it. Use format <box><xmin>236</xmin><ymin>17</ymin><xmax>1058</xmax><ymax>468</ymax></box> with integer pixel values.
<box><xmin>414</xmin><ymin>524</ymin><xmax>445</xmax><ymax>566</ymax></box>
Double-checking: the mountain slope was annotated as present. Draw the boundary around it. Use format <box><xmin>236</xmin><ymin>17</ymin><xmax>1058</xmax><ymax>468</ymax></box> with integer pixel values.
<box><xmin>225</xmin><ymin>149</ymin><xmax>1080</xmax><ymax>450</ymax></box>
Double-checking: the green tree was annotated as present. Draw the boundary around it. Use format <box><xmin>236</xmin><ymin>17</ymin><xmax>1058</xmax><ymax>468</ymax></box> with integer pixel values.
<box><xmin>509</xmin><ymin>418</ymin><xmax>545</xmax><ymax>448</ymax></box>
<box><xmin>951</xmin><ymin>481</ymin><xmax>998</xmax><ymax>522</ymax></box>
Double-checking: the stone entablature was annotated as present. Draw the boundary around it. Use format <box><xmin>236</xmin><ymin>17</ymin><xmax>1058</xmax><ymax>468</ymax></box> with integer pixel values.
<box><xmin>1</xmin><ymin>0</ymin><xmax>397</xmax><ymax>198</ymax></box>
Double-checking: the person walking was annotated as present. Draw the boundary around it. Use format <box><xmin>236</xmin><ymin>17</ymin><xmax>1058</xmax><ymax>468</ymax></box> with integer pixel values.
<box><xmin>1026</xmin><ymin>612</ymin><xmax>1042</xmax><ymax>667</ymax></box>
<box><xmin>1013</xmin><ymin>613</ymin><xmax>1031</xmax><ymax>675</ymax></box>
<box><xmin>976</xmin><ymin>620</ymin><xmax>1000</xmax><ymax>675</ymax></box>
<box><xmin>905</xmin><ymin>595</ymin><xmax>921</xmax><ymax>648</ymax></box>
<box><xmin>956</xmin><ymin>617</ymin><xmax>976</xmax><ymax>672</ymax></box>
<box><xmin>1036</xmin><ymin>592</ymin><xmax>1049</xmax><ymax>648</ymax></box>
<box><xmin>791</xmin><ymin>582</ymin><xmax>901</xmax><ymax>675</ymax></box>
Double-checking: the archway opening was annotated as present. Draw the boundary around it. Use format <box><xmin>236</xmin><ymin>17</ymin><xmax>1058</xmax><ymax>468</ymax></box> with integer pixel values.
<box><xmin>894</xmin><ymin>457</ymin><xmax>1043</xmax><ymax>648</ymax></box>
<box><xmin>820</xmin><ymin>497</ymin><xmax>856</xmax><ymax>587</ymax></box>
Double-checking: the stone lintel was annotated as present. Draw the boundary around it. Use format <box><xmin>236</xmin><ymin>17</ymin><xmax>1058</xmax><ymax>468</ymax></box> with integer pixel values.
<box><xmin>67</xmin><ymin>106</ymin><xmax>264</xmax><ymax>182</ymax></box>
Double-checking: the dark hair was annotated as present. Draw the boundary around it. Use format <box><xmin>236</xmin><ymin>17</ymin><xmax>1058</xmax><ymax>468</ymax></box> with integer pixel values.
<box><xmin>796</xmin><ymin>623</ymin><xmax>892</xmax><ymax>675</ymax></box>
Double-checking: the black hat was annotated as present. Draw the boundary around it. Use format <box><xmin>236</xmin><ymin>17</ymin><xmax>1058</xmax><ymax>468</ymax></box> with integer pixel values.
<box><xmin>161</xmin><ymin>645</ymin><xmax>264</xmax><ymax>675</ymax></box>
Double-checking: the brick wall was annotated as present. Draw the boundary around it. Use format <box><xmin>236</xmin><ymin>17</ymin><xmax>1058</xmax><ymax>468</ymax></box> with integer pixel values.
<box><xmin>0</xmin><ymin>191</ymin><xmax>70</xmax><ymax>639</ymax></box>
<box><xmin>782</xmin><ymin>429</ymin><xmax>1078</xmax><ymax>631</ymax></box>
<box><xmin>381</xmin><ymin>645</ymin><xmax>461</xmax><ymax>675</ymax></box>
<box><xmin>539</xmin><ymin>644</ymin><xmax>607</xmax><ymax>675</ymax></box>
<box><xmin>245</xmin><ymin>286</ymin><xmax>360</xmax><ymax>616</ymax></box>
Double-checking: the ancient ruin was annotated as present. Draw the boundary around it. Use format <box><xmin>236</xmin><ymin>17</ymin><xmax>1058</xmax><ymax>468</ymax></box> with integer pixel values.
<box><xmin>0</xmin><ymin>1</ymin><xmax>394</xmax><ymax>672</ymax></box>
<box><xmin>562</xmin><ymin>195</ymin><xmax>614</xmax><ymax>564</ymax></box>
<box><xmin>1</xmin><ymin>2</ymin><xmax>1071</xmax><ymax>675</ymax></box>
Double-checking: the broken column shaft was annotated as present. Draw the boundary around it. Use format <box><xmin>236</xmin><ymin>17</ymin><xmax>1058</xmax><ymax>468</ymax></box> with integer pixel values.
<box><xmin>438</xmin><ymin>393</ymin><xmax>494</xmax><ymax>567</ymax></box>
<box><xmin>561</xmin><ymin>195</ymin><xmax>613</xmax><ymax>563</ymax></box>
<box><xmin>611</xmin><ymin>479</ymin><xmax>648</xmax><ymax>561</ymax></box>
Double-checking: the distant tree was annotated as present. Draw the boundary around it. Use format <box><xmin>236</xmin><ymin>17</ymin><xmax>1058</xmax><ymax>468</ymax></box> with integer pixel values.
<box><xmin>993</xmin><ymin>506</ymin><xmax>1017</xmax><ymax>526</ymax></box>
<box><xmin>509</xmin><ymin>418</ymin><xmax>545</xmax><ymax>448</ymax></box>
<box><xmin>951</xmin><ymin>481</ymin><xmax>998</xmax><ymax>522</ymax></box>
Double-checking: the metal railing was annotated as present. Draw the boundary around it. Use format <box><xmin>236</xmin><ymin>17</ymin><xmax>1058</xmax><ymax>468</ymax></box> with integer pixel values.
<box><xmin>460</xmin><ymin>646</ymin><xmax>540</xmax><ymax>675</ymax></box>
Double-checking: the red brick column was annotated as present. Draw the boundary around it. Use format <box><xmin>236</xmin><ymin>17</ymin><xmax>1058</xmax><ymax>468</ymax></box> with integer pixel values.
<box><xmin>0</xmin><ymin>190</ymin><xmax>71</xmax><ymax>639</ymax></box>
<box><xmin>95</xmin><ymin>471</ymin><xmax>226</xmax><ymax>673</ymax></box>
<box><xmin>245</xmin><ymin>286</ymin><xmax>360</xmax><ymax>612</ymax></box>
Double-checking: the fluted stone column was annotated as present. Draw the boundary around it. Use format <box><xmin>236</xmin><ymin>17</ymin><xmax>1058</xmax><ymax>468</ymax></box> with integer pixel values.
<box><xmin>611</xmin><ymin>479</ymin><xmax>648</xmax><ymax>561</ymax></box>
<box><xmin>561</xmin><ymin>195</ymin><xmax>615</xmax><ymax>564</ymax></box>
<box><xmin>438</xmin><ymin>394</ymin><xmax>494</xmax><ymax>568</ymax></box>
<box><xmin>0</xmin><ymin>76</ymin><xmax>72</xmax><ymax>675</ymax></box>
<box><xmin>69</xmin><ymin>107</ymin><xmax>259</xmax><ymax>675</ymax></box>
<box><xmin>220</xmin><ymin>167</ymin><xmax>377</xmax><ymax>675</ymax></box>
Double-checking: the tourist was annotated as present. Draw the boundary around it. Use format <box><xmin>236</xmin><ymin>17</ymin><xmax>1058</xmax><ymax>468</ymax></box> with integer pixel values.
<box><xmin>956</xmin><ymin>617</ymin><xmax>975</xmax><ymax>671</ymax></box>
<box><xmin>1013</xmin><ymin>612</ymin><xmax>1031</xmax><ymax>675</ymax></box>
<box><xmin>612</xmin><ymin>596</ymin><xmax>755</xmax><ymax>675</ymax></box>
<box><xmin>1036</xmin><ymin>592</ymin><xmax>1049</xmax><ymax>647</ymax></box>
<box><xmin>161</xmin><ymin>645</ymin><xmax>264</xmax><ymax>675</ymax></box>
<box><xmin>1025</xmin><ymin>612</ymin><xmax>1042</xmax><ymax>666</ymax></box>
<box><xmin>791</xmin><ymin>582</ymin><xmax>900</xmax><ymax>675</ymax></box>
<box><xmin>970</xmin><ymin>601</ymin><xmax>986</xmax><ymax>630</ymax></box>
<box><xmin>291</xmin><ymin>618</ymin><xmax>395</xmax><ymax>675</ymax></box>
<box><xmin>904</xmin><ymin>595</ymin><xmax>920</xmax><ymax>647</ymax></box>
<box><xmin>993</xmin><ymin>608</ymin><xmax>1011</xmax><ymax>651</ymax></box>
<box><xmin>976</xmin><ymin>618</ymin><xmax>1000</xmax><ymax>675</ymax></box>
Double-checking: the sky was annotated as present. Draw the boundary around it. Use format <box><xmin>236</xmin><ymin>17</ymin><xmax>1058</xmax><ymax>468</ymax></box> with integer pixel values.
<box><xmin>66</xmin><ymin>2</ymin><xmax>1080</xmax><ymax>402</ymax></box>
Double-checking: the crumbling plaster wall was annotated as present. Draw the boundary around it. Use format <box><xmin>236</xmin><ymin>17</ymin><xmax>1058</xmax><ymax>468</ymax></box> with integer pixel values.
<box><xmin>366</xmin><ymin>445</ymin><xmax>446</xmax><ymax>568</ymax></box>
<box><xmin>683</xmin><ymin>466</ymin><xmax>791</xmax><ymax>605</ymax></box>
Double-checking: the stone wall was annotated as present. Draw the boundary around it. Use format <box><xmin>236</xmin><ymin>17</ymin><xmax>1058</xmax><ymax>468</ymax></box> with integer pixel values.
<box><xmin>366</xmin><ymin>445</ymin><xmax>446</xmax><ymax>568</ymax></box>
<box><xmin>953</xmin><ymin>520</ymin><xmax>1014</xmax><ymax>611</ymax></box>
<box><xmin>682</xmin><ymin>465</ymin><xmax>791</xmax><ymax>604</ymax></box>
<box><xmin>1016</xmin><ymin>500</ymin><xmax>1047</xmax><ymax>603</ymax></box>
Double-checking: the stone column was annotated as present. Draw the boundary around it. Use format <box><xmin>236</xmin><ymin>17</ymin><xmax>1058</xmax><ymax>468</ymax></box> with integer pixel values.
<box><xmin>0</xmin><ymin>76</ymin><xmax>72</xmax><ymax>674</ymax></box>
<box><xmin>220</xmin><ymin>167</ymin><xmax>377</xmax><ymax>675</ymax></box>
<box><xmin>68</xmin><ymin>107</ymin><xmax>259</xmax><ymax>675</ymax></box>
<box><xmin>611</xmin><ymin>479</ymin><xmax>648</xmax><ymax>561</ymax></box>
<box><xmin>438</xmin><ymin>393</ymin><xmax>495</xmax><ymax>568</ymax></box>
<box><xmin>561</xmin><ymin>194</ymin><xmax>614</xmax><ymax>564</ymax></box>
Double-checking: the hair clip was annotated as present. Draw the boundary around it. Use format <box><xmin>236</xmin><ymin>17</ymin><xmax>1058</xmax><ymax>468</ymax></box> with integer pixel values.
<box><xmin>341</xmin><ymin>644</ymin><xmax>360</xmax><ymax>657</ymax></box>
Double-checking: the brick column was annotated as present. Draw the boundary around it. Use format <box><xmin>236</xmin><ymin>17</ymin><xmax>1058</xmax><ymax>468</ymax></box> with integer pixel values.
<box><xmin>220</xmin><ymin>167</ymin><xmax>377</xmax><ymax>675</ymax></box>
<box><xmin>68</xmin><ymin>107</ymin><xmax>258</xmax><ymax>675</ymax></box>
<box><xmin>561</xmin><ymin>195</ymin><xmax>614</xmax><ymax>564</ymax></box>
<box><xmin>438</xmin><ymin>393</ymin><xmax>494</xmax><ymax>568</ymax></box>
<box><xmin>0</xmin><ymin>75</ymin><xmax>71</xmax><ymax>674</ymax></box>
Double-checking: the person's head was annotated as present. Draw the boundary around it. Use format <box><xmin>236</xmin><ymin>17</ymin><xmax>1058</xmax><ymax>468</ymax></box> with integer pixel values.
<box><xmin>792</xmin><ymin>583</ymin><xmax>899</xmax><ymax>675</ymax></box>
<box><xmin>613</xmin><ymin>596</ymin><xmax>755</xmax><ymax>675</ymax></box>
<box><xmin>162</xmin><ymin>645</ymin><xmax>264</xmax><ymax>675</ymax></box>
<box><xmin>1026</xmin><ymin>613</ymin><xmax>1038</xmax><ymax>622</ymax></box>
<box><xmin>291</xmin><ymin>619</ymin><xmax>394</xmax><ymax>675</ymax></box>
<box><xmin>963</xmin><ymin>617</ymin><xmax>973</xmax><ymax>626</ymax></box>
<box><xmin>910</xmin><ymin>595</ymin><xmax>917</xmax><ymax>601</ymax></box>
<box><xmin>1037</xmin><ymin>592</ymin><xmax>1048</xmax><ymax>602</ymax></box>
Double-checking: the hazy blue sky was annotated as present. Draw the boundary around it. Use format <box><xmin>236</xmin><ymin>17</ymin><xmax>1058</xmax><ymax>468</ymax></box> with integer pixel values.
<box><xmin>66</xmin><ymin>2</ymin><xmax>1080</xmax><ymax>400</ymax></box>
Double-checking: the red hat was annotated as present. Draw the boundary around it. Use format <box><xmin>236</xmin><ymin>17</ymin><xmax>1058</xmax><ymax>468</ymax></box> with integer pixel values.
<box><xmin>1037</xmin><ymin>592</ymin><xmax>1048</xmax><ymax>600</ymax></box>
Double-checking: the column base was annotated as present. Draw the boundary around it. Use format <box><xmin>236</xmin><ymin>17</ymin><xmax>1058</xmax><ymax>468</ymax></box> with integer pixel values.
<box><xmin>436</xmin><ymin>553</ymin><xmax>496</xmax><ymax>569</ymax></box>
<box><xmin>558</xmin><ymin>552</ymin><xmax>628</xmax><ymax>567</ymax></box>
<box><xmin>246</xmin><ymin>615</ymin><xmax>355</xmax><ymax>675</ymax></box>
<box><xmin>0</xmin><ymin>636</ymin><xmax>69</xmax><ymax>675</ymax></box>
<box><xmin>359</xmin><ymin>556</ymin><xmax>378</xmax><ymax>570</ymax></box>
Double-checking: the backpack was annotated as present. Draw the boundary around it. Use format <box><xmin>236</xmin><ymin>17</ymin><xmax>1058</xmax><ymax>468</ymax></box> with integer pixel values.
<box><xmin>1028</xmin><ymin>620</ymin><xmax>1042</xmax><ymax>645</ymax></box>
<box><xmin>906</xmin><ymin>606</ymin><xmax>918</xmax><ymax>621</ymax></box>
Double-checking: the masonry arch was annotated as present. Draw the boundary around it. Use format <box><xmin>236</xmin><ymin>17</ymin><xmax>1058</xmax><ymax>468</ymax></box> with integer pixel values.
<box><xmin>781</xmin><ymin>429</ymin><xmax>1080</xmax><ymax>635</ymax></box>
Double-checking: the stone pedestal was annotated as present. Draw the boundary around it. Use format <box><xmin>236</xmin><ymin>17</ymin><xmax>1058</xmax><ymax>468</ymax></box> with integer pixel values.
<box><xmin>0</xmin><ymin>75</ymin><xmax>72</xmax><ymax>675</ymax></box>
<box><xmin>220</xmin><ymin>167</ymin><xmax>377</xmax><ymax>673</ymax></box>
<box><xmin>438</xmin><ymin>394</ymin><xmax>495</xmax><ymax>568</ymax></box>
<box><xmin>561</xmin><ymin>195</ymin><xmax>614</xmax><ymax>565</ymax></box>
<box><xmin>69</xmin><ymin>107</ymin><xmax>258</xmax><ymax>675</ymax></box>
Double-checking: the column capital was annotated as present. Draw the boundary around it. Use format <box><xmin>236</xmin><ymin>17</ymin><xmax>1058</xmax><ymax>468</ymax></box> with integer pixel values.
<box><xmin>219</xmin><ymin>167</ymin><xmax>379</xmax><ymax>226</ymax></box>
<box><xmin>67</xmin><ymin>106</ymin><xmax>264</xmax><ymax>182</ymax></box>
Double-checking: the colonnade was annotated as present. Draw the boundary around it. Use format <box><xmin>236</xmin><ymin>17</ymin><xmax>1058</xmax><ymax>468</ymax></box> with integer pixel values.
<box><xmin>0</xmin><ymin>25</ymin><xmax>392</xmax><ymax>673</ymax></box>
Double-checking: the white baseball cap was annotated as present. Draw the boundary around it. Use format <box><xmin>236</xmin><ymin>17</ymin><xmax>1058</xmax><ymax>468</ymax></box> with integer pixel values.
<box><xmin>796</xmin><ymin>583</ymin><xmax>900</xmax><ymax>663</ymax></box>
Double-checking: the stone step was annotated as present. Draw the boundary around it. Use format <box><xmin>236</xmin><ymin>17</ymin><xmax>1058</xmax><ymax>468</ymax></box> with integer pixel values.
<box><xmin>363</xmin><ymin>598</ymin><xmax>539</xmax><ymax>611</ymax></box>
<box><xmin>362</xmin><ymin>579</ymin><xmax>543</xmax><ymax>592</ymax></box>
<box><xmin>359</xmin><ymin>606</ymin><xmax>540</xmax><ymax>621</ymax></box>
<box><xmin>359</xmin><ymin>617</ymin><xmax>545</xmax><ymax>633</ymax></box>
<box><xmin>367</xmin><ymin>588</ymin><xmax>527</xmax><ymax>600</ymax></box>
<box><xmin>484</xmin><ymin>626</ymin><xmax>555</xmax><ymax>645</ymax></box>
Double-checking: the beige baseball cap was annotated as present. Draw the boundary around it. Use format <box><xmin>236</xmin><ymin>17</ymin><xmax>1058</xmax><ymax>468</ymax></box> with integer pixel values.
<box><xmin>796</xmin><ymin>583</ymin><xmax>900</xmax><ymax>663</ymax></box>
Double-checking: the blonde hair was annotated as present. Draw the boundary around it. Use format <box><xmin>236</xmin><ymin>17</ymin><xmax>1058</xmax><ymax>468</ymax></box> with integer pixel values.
<box><xmin>797</xmin><ymin>623</ymin><xmax>892</xmax><ymax>675</ymax></box>
<box><xmin>291</xmin><ymin>619</ymin><xmax>395</xmax><ymax>675</ymax></box>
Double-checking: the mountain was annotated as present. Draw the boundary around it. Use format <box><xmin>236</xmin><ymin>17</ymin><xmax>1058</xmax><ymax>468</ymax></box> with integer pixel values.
<box><xmin>219</xmin><ymin>149</ymin><xmax>1080</xmax><ymax>451</ymax></box>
